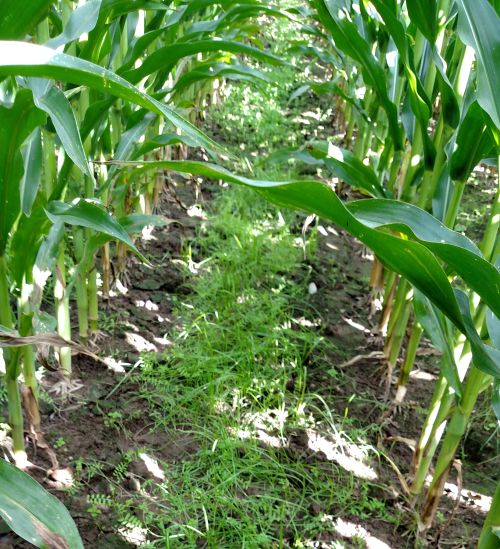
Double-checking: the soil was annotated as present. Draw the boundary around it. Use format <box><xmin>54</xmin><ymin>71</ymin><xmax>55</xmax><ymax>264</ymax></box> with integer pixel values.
<box><xmin>0</xmin><ymin>179</ymin><xmax>496</xmax><ymax>549</ymax></box>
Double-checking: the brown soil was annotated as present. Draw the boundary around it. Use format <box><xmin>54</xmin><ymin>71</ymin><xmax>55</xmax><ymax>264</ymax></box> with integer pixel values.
<box><xmin>0</xmin><ymin>181</ymin><xmax>495</xmax><ymax>549</ymax></box>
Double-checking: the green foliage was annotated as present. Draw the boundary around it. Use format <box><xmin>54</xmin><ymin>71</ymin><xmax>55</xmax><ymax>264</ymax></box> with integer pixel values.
<box><xmin>0</xmin><ymin>458</ymin><xmax>83</xmax><ymax>548</ymax></box>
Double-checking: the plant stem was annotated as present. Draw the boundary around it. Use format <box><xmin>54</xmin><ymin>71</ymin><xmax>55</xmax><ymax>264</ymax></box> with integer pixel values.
<box><xmin>19</xmin><ymin>280</ymin><xmax>37</xmax><ymax>398</ymax></box>
<box><xmin>478</xmin><ymin>482</ymin><xmax>500</xmax><ymax>548</ymax></box>
<box><xmin>420</xmin><ymin>366</ymin><xmax>490</xmax><ymax>527</ymax></box>
<box><xmin>395</xmin><ymin>323</ymin><xmax>423</xmax><ymax>405</ymax></box>
<box><xmin>74</xmin><ymin>229</ymin><xmax>89</xmax><ymax>343</ymax></box>
<box><xmin>6</xmin><ymin>358</ymin><xmax>26</xmax><ymax>465</ymax></box>
<box><xmin>479</xmin><ymin>154</ymin><xmax>500</xmax><ymax>261</ymax></box>
<box><xmin>55</xmin><ymin>244</ymin><xmax>72</xmax><ymax>376</ymax></box>
<box><xmin>410</xmin><ymin>374</ymin><xmax>450</xmax><ymax>494</ymax></box>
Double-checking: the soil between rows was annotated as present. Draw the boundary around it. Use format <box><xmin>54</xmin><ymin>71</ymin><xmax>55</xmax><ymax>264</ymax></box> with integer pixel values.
<box><xmin>1</xmin><ymin>181</ymin><xmax>495</xmax><ymax>549</ymax></box>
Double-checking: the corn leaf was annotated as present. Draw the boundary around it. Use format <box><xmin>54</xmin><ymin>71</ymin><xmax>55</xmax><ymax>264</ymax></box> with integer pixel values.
<box><xmin>455</xmin><ymin>0</ymin><xmax>500</xmax><ymax>130</ymax></box>
<box><xmin>311</xmin><ymin>0</ymin><xmax>403</xmax><ymax>149</ymax></box>
<box><xmin>413</xmin><ymin>290</ymin><xmax>462</xmax><ymax>396</ymax></box>
<box><xmin>0</xmin><ymin>458</ymin><xmax>83</xmax><ymax>549</ymax></box>
<box><xmin>0</xmin><ymin>0</ymin><xmax>54</xmax><ymax>40</ymax></box>
<box><xmin>25</xmin><ymin>78</ymin><xmax>93</xmax><ymax>179</ymax></box>
<box><xmin>121</xmin><ymin>160</ymin><xmax>464</xmax><ymax>328</ymax></box>
<box><xmin>0</xmin><ymin>41</ymin><xmax>224</xmax><ymax>156</ymax></box>
<box><xmin>0</xmin><ymin>90</ymin><xmax>46</xmax><ymax>255</ymax></box>
<box><xmin>45</xmin><ymin>199</ymin><xmax>148</xmax><ymax>263</ymax></box>
<box><xmin>121</xmin><ymin>40</ymin><xmax>283</xmax><ymax>84</ymax></box>
<box><xmin>406</xmin><ymin>0</ymin><xmax>438</xmax><ymax>43</ymax></box>
<box><xmin>20</xmin><ymin>128</ymin><xmax>43</xmax><ymax>217</ymax></box>
<box><xmin>46</xmin><ymin>0</ymin><xmax>102</xmax><ymax>49</ymax></box>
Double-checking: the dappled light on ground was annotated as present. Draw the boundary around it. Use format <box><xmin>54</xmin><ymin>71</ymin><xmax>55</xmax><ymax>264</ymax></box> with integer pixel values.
<box><xmin>118</xmin><ymin>525</ymin><xmax>148</xmax><ymax>546</ymax></box>
<box><xmin>306</xmin><ymin>429</ymin><xmax>378</xmax><ymax>481</ymax></box>
<box><xmin>442</xmin><ymin>482</ymin><xmax>492</xmax><ymax>514</ymax></box>
<box><xmin>330</xmin><ymin>517</ymin><xmax>392</xmax><ymax>549</ymax></box>
<box><xmin>139</xmin><ymin>452</ymin><xmax>165</xmax><ymax>480</ymax></box>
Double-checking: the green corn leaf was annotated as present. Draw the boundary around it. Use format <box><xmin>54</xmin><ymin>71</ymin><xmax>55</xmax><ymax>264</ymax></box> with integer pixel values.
<box><xmin>115</xmin><ymin>160</ymin><xmax>465</xmax><ymax>329</ymax></box>
<box><xmin>310</xmin><ymin>142</ymin><xmax>386</xmax><ymax>198</ymax></box>
<box><xmin>25</xmin><ymin>78</ymin><xmax>93</xmax><ymax>179</ymax></box>
<box><xmin>46</xmin><ymin>0</ymin><xmax>102</xmax><ymax>49</ymax></box>
<box><xmin>120</xmin><ymin>214</ymin><xmax>178</xmax><ymax>233</ymax></box>
<box><xmin>122</xmin><ymin>160</ymin><xmax>500</xmax><ymax>352</ymax></box>
<box><xmin>311</xmin><ymin>0</ymin><xmax>403</xmax><ymax>149</ymax></box>
<box><xmin>133</xmin><ymin>133</ymin><xmax>199</xmax><ymax>159</ymax></box>
<box><xmin>108</xmin><ymin>159</ymin><xmax>500</xmax><ymax>323</ymax></box>
<box><xmin>487</xmin><ymin>308</ymin><xmax>500</xmax><ymax>350</ymax></box>
<box><xmin>0</xmin><ymin>0</ymin><xmax>54</xmax><ymax>40</ymax></box>
<box><xmin>406</xmin><ymin>0</ymin><xmax>438</xmax><ymax>43</ymax></box>
<box><xmin>455</xmin><ymin>290</ymin><xmax>500</xmax><ymax>378</ymax></box>
<box><xmin>455</xmin><ymin>0</ymin><xmax>500</xmax><ymax>130</ymax></box>
<box><xmin>450</xmin><ymin>101</ymin><xmax>497</xmax><ymax>182</ymax></box>
<box><xmin>20</xmin><ymin>128</ymin><xmax>43</xmax><ymax>217</ymax></box>
<box><xmin>0</xmin><ymin>41</ymin><xmax>224</xmax><ymax>156</ymax></box>
<box><xmin>0</xmin><ymin>90</ymin><xmax>46</xmax><ymax>256</ymax></box>
<box><xmin>492</xmin><ymin>380</ymin><xmax>500</xmax><ymax>422</ymax></box>
<box><xmin>371</xmin><ymin>0</ymin><xmax>432</xmax><ymax>123</ymax></box>
<box><xmin>172</xmin><ymin>63</ymin><xmax>272</xmax><ymax>96</ymax></box>
<box><xmin>263</xmin><ymin>142</ymin><xmax>385</xmax><ymax>198</ymax></box>
<box><xmin>45</xmin><ymin>199</ymin><xmax>148</xmax><ymax>264</ymax></box>
<box><xmin>487</xmin><ymin>260</ymin><xmax>500</xmax><ymax>349</ymax></box>
<box><xmin>347</xmin><ymin>199</ymin><xmax>500</xmax><ymax>319</ymax></box>
<box><xmin>121</xmin><ymin>39</ymin><xmax>283</xmax><ymax>84</ymax></box>
<box><xmin>432</xmin><ymin>48</ymin><xmax>460</xmax><ymax>130</ymax></box>
<box><xmin>105</xmin><ymin>115</ymin><xmax>154</xmax><ymax>183</ymax></box>
<box><xmin>413</xmin><ymin>290</ymin><xmax>462</xmax><ymax>396</ymax></box>
<box><xmin>0</xmin><ymin>458</ymin><xmax>83</xmax><ymax>549</ymax></box>
<box><xmin>10</xmin><ymin>198</ymin><xmax>52</xmax><ymax>286</ymax></box>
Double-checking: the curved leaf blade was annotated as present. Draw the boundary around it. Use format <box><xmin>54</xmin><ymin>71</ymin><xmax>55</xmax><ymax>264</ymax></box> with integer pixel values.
<box><xmin>117</xmin><ymin>159</ymin><xmax>466</xmax><ymax>329</ymax></box>
<box><xmin>45</xmin><ymin>199</ymin><xmax>148</xmax><ymax>264</ymax></box>
<box><xmin>26</xmin><ymin>78</ymin><xmax>92</xmax><ymax>179</ymax></box>
<box><xmin>455</xmin><ymin>0</ymin><xmax>500</xmax><ymax>130</ymax></box>
<box><xmin>0</xmin><ymin>41</ymin><xmax>224</xmax><ymax>156</ymax></box>
<box><xmin>0</xmin><ymin>0</ymin><xmax>53</xmax><ymax>40</ymax></box>
<box><xmin>0</xmin><ymin>458</ymin><xmax>83</xmax><ymax>549</ymax></box>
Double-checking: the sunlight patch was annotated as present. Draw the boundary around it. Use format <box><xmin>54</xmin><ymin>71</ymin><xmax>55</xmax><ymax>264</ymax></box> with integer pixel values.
<box><xmin>409</xmin><ymin>370</ymin><xmax>437</xmax><ymax>382</ymax></box>
<box><xmin>307</xmin><ymin>429</ymin><xmax>378</xmax><ymax>481</ymax></box>
<box><xmin>232</xmin><ymin>427</ymin><xmax>285</xmax><ymax>448</ymax></box>
<box><xmin>139</xmin><ymin>452</ymin><xmax>165</xmax><ymax>480</ymax></box>
<box><xmin>118</xmin><ymin>525</ymin><xmax>148</xmax><ymax>546</ymax></box>
<box><xmin>125</xmin><ymin>332</ymin><xmax>157</xmax><ymax>353</ymax></box>
<box><xmin>443</xmin><ymin>482</ymin><xmax>492</xmax><ymax>513</ymax></box>
<box><xmin>343</xmin><ymin>317</ymin><xmax>371</xmax><ymax>334</ymax></box>
<box><xmin>329</xmin><ymin>517</ymin><xmax>392</xmax><ymax>549</ymax></box>
<box><xmin>103</xmin><ymin>356</ymin><xmax>130</xmax><ymax>374</ymax></box>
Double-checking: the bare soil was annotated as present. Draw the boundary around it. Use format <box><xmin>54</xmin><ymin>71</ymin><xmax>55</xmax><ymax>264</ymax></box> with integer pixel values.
<box><xmin>0</xmin><ymin>181</ymin><xmax>495</xmax><ymax>549</ymax></box>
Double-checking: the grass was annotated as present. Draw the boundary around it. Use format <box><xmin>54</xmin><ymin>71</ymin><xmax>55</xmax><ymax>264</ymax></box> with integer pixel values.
<box><xmin>67</xmin><ymin>186</ymin><xmax>402</xmax><ymax>547</ymax></box>
<box><xmin>66</xmin><ymin>17</ymin><xmax>404</xmax><ymax>547</ymax></box>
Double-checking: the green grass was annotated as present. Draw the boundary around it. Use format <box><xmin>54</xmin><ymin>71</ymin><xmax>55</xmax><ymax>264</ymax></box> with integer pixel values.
<box><xmin>69</xmin><ymin>16</ymin><xmax>404</xmax><ymax>547</ymax></box>
<box><xmin>71</xmin><ymin>187</ymin><xmax>401</xmax><ymax>547</ymax></box>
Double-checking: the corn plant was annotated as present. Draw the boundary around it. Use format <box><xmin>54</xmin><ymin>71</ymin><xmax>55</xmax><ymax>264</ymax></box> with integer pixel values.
<box><xmin>242</xmin><ymin>0</ymin><xmax>500</xmax><ymax>535</ymax></box>
<box><xmin>0</xmin><ymin>0</ymin><xmax>290</xmax><ymax>467</ymax></box>
<box><xmin>0</xmin><ymin>0</ymin><xmax>498</xmax><ymax>541</ymax></box>
<box><xmin>112</xmin><ymin>0</ymin><xmax>500</xmax><ymax>536</ymax></box>
<box><xmin>0</xmin><ymin>457</ymin><xmax>83</xmax><ymax>548</ymax></box>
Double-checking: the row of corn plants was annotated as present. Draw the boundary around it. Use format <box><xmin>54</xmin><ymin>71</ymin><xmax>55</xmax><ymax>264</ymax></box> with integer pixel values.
<box><xmin>0</xmin><ymin>0</ymin><xmax>499</xmax><ymax>545</ymax></box>
<box><xmin>245</xmin><ymin>0</ymin><xmax>499</xmax><ymax>542</ymax></box>
<box><xmin>0</xmin><ymin>0</ymin><xmax>293</xmax><ymax>545</ymax></box>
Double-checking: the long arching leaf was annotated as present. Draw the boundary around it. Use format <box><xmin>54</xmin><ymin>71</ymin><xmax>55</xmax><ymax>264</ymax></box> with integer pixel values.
<box><xmin>455</xmin><ymin>0</ymin><xmax>500</xmax><ymax>130</ymax></box>
<box><xmin>0</xmin><ymin>41</ymin><xmax>224</xmax><ymax>156</ymax></box>
<box><xmin>0</xmin><ymin>458</ymin><xmax>83</xmax><ymax>549</ymax></box>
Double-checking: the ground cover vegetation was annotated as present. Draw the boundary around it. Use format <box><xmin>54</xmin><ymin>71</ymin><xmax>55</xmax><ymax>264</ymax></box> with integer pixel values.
<box><xmin>0</xmin><ymin>0</ymin><xmax>499</xmax><ymax>547</ymax></box>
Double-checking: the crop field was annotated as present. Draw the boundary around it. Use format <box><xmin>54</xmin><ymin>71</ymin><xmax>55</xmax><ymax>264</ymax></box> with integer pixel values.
<box><xmin>0</xmin><ymin>1</ymin><xmax>499</xmax><ymax>548</ymax></box>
